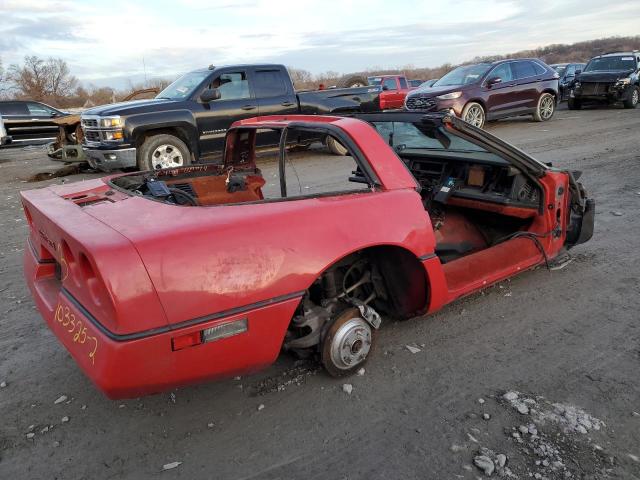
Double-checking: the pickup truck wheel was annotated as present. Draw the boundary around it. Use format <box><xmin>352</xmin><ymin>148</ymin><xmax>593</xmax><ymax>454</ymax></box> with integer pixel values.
<box><xmin>461</xmin><ymin>102</ymin><xmax>485</xmax><ymax>128</ymax></box>
<box><xmin>326</xmin><ymin>136</ymin><xmax>349</xmax><ymax>156</ymax></box>
<box><xmin>623</xmin><ymin>87</ymin><xmax>639</xmax><ymax>109</ymax></box>
<box><xmin>533</xmin><ymin>93</ymin><xmax>555</xmax><ymax>121</ymax></box>
<box><xmin>138</xmin><ymin>134</ymin><xmax>192</xmax><ymax>171</ymax></box>
<box><xmin>321</xmin><ymin>307</ymin><xmax>375</xmax><ymax>377</ymax></box>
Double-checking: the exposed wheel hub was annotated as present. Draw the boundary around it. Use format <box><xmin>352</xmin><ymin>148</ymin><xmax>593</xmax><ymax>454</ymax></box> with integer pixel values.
<box><xmin>329</xmin><ymin>314</ymin><xmax>372</xmax><ymax>370</ymax></box>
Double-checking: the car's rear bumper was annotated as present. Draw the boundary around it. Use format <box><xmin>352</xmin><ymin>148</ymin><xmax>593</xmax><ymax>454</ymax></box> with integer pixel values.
<box><xmin>24</xmin><ymin>241</ymin><xmax>301</xmax><ymax>399</ymax></box>
<box><xmin>83</xmin><ymin>147</ymin><xmax>137</xmax><ymax>171</ymax></box>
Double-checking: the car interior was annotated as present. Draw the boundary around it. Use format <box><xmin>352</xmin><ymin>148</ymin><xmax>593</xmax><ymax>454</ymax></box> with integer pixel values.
<box><xmin>110</xmin><ymin>121</ymin><xmax>548</xmax><ymax>293</ymax></box>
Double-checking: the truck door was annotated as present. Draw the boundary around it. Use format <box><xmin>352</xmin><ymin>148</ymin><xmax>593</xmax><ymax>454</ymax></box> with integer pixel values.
<box><xmin>251</xmin><ymin>67</ymin><xmax>298</xmax><ymax>146</ymax></box>
<box><xmin>195</xmin><ymin>69</ymin><xmax>257</xmax><ymax>160</ymax></box>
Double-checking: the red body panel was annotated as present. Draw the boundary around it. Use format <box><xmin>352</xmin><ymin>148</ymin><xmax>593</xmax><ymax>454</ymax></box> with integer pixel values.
<box><xmin>21</xmin><ymin>114</ymin><xmax>572</xmax><ymax>398</ymax></box>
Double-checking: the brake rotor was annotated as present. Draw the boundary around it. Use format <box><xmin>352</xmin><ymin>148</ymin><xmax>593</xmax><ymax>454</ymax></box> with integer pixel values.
<box><xmin>322</xmin><ymin>307</ymin><xmax>374</xmax><ymax>377</ymax></box>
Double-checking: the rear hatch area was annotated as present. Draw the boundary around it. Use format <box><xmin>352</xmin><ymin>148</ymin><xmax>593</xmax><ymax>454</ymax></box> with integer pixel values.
<box><xmin>21</xmin><ymin>179</ymin><xmax>168</xmax><ymax>336</ymax></box>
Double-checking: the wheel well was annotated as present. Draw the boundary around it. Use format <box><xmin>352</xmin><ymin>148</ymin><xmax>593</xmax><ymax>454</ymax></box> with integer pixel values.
<box><xmin>314</xmin><ymin>245</ymin><xmax>430</xmax><ymax>319</ymax></box>
<box><xmin>137</xmin><ymin>127</ymin><xmax>195</xmax><ymax>158</ymax></box>
<box><xmin>541</xmin><ymin>89</ymin><xmax>557</xmax><ymax>102</ymax></box>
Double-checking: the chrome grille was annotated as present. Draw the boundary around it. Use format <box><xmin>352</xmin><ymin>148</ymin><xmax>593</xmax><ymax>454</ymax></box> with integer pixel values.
<box><xmin>82</xmin><ymin>118</ymin><xmax>98</xmax><ymax>128</ymax></box>
<box><xmin>405</xmin><ymin>96</ymin><xmax>436</xmax><ymax>110</ymax></box>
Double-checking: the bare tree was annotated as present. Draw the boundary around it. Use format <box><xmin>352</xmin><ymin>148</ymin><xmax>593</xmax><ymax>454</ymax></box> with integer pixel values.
<box><xmin>7</xmin><ymin>56</ymin><xmax>78</xmax><ymax>104</ymax></box>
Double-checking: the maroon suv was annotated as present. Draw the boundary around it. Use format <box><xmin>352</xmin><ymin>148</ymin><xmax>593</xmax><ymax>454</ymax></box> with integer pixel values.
<box><xmin>404</xmin><ymin>59</ymin><xmax>559</xmax><ymax>128</ymax></box>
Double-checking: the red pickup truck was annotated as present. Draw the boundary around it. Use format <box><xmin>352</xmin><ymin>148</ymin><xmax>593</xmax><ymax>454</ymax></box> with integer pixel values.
<box><xmin>367</xmin><ymin>75</ymin><xmax>419</xmax><ymax>110</ymax></box>
<box><xmin>22</xmin><ymin>112</ymin><xmax>594</xmax><ymax>398</ymax></box>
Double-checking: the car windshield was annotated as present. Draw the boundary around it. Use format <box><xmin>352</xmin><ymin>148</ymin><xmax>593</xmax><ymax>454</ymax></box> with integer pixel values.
<box><xmin>156</xmin><ymin>71</ymin><xmax>211</xmax><ymax>100</ymax></box>
<box><xmin>552</xmin><ymin>65</ymin><xmax>567</xmax><ymax>76</ymax></box>
<box><xmin>371</xmin><ymin>120</ymin><xmax>494</xmax><ymax>154</ymax></box>
<box><xmin>584</xmin><ymin>56</ymin><xmax>636</xmax><ymax>72</ymax></box>
<box><xmin>433</xmin><ymin>64</ymin><xmax>491</xmax><ymax>87</ymax></box>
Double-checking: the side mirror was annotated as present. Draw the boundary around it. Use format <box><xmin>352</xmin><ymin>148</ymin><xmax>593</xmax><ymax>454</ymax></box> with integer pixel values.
<box><xmin>575</xmin><ymin>70</ymin><xmax>582</xmax><ymax>75</ymax></box>
<box><xmin>200</xmin><ymin>88</ymin><xmax>221</xmax><ymax>103</ymax></box>
<box><xmin>382</xmin><ymin>85</ymin><xmax>389</xmax><ymax>91</ymax></box>
<box><xmin>487</xmin><ymin>77</ymin><xmax>502</xmax><ymax>87</ymax></box>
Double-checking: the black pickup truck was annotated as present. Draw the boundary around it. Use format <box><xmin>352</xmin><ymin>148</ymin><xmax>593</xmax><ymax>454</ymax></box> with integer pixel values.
<box><xmin>81</xmin><ymin>64</ymin><xmax>382</xmax><ymax>171</ymax></box>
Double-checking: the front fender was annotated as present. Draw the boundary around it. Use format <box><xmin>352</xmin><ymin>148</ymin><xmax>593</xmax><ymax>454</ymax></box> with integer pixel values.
<box><xmin>126</xmin><ymin>110</ymin><xmax>199</xmax><ymax>156</ymax></box>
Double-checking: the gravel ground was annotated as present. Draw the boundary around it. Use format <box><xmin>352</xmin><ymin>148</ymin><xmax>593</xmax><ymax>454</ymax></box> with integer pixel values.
<box><xmin>0</xmin><ymin>105</ymin><xmax>639</xmax><ymax>479</ymax></box>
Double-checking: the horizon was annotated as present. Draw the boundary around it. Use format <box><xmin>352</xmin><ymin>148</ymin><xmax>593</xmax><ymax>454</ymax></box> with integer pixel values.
<box><xmin>2</xmin><ymin>0</ymin><xmax>640</xmax><ymax>90</ymax></box>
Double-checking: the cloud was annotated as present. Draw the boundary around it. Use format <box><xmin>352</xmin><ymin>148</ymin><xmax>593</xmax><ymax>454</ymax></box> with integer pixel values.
<box><xmin>0</xmin><ymin>0</ymin><xmax>638</xmax><ymax>89</ymax></box>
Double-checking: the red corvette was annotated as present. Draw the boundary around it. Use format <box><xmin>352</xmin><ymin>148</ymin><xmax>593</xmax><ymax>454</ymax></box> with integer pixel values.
<box><xmin>22</xmin><ymin>113</ymin><xmax>594</xmax><ymax>399</ymax></box>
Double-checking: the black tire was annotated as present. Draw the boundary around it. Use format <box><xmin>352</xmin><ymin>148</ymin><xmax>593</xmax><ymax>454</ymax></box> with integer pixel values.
<box><xmin>325</xmin><ymin>136</ymin><xmax>349</xmax><ymax>156</ymax></box>
<box><xmin>321</xmin><ymin>308</ymin><xmax>375</xmax><ymax>377</ymax></box>
<box><xmin>623</xmin><ymin>86</ymin><xmax>639</xmax><ymax>109</ymax></box>
<box><xmin>137</xmin><ymin>134</ymin><xmax>192</xmax><ymax>171</ymax></box>
<box><xmin>533</xmin><ymin>93</ymin><xmax>556</xmax><ymax>122</ymax></box>
<box><xmin>567</xmin><ymin>98</ymin><xmax>582</xmax><ymax>110</ymax></box>
<box><xmin>340</xmin><ymin>75</ymin><xmax>368</xmax><ymax>88</ymax></box>
<box><xmin>461</xmin><ymin>102</ymin><xmax>486</xmax><ymax>128</ymax></box>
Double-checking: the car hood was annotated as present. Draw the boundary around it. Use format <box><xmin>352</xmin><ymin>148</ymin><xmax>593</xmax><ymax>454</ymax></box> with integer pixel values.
<box><xmin>408</xmin><ymin>84</ymin><xmax>468</xmax><ymax>98</ymax></box>
<box><xmin>577</xmin><ymin>70</ymin><xmax>634</xmax><ymax>82</ymax></box>
<box><xmin>82</xmin><ymin>98</ymin><xmax>179</xmax><ymax>117</ymax></box>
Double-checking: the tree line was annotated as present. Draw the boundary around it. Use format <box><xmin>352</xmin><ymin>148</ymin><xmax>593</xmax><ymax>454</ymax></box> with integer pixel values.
<box><xmin>1</xmin><ymin>36</ymin><xmax>639</xmax><ymax>108</ymax></box>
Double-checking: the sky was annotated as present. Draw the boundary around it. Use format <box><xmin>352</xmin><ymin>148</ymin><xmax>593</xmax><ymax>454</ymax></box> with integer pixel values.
<box><xmin>1</xmin><ymin>0</ymin><xmax>639</xmax><ymax>89</ymax></box>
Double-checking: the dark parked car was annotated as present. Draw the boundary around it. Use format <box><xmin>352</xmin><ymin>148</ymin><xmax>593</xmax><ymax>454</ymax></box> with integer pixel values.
<box><xmin>551</xmin><ymin>63</ymin><xmax>586</xmax><ymax>101</ymax></box>
<box><xmin>404</xmin><ymin>59</ymin><xmax>559</xmax><ymax>128</ymax></box>
<box><xmin>568</xmin><ymin>51</ymin><xmax>640</xmax><ymax>110</ymax></box>
<box><xmin>0</xmin><ymin>101</ymin><xmax>67</xmax><ymax>145</ymax></box>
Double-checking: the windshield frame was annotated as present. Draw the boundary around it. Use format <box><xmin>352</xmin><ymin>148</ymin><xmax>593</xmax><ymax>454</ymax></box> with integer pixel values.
<box><xmin>156</xmin><ymin>70</ymin><xmax>213</xmax><ymax>100</ymax></box>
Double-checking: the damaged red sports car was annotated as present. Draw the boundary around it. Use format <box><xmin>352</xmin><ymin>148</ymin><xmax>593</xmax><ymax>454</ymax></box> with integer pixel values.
<box><xmin>21</xmin><ymin>112</ymin><xmax>594</xmax><ymax>399</ymax></box>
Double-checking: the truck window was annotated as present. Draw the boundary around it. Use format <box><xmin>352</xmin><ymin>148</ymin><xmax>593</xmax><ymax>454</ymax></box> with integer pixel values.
<box><xmin>399</xmin><ymin>77</ymin><xmax>408</xmax><ymax>89</ymax></box>
<box><xmin>253</xmin><ymin>70</ymin><xmax>288</xmax><ymax>97</ymax></box>
<box><xmin>213</xmin><ymin>72</ymin><xmax>250</xmax><ymax>100</ymax></box>
<box><xmin>0</xmin><ymin>102</ymin><xmax>29</xmax><ymax>115</ymax></box>
<box><xmin>27</xmin><ymin>102</ymin><xmax>56</xmax><ymax>116</ymax></box>
<box><xmin>382</xmin><ymin>78</ymin><xmax>397</xmax><ymax>91</ymax></box>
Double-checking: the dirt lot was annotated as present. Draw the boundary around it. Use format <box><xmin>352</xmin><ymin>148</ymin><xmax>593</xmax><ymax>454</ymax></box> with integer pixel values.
<box><xmin>0</xmin><ymin>106</ymin><xmax>639</xmax><ymax>479</ymax></box>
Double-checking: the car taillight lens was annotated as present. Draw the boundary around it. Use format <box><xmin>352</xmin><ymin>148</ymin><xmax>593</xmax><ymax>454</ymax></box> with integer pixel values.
<box><xmin>172</xmin><ymin>332</ymin><xmax>202</xmax><ymax>351</ymax></box>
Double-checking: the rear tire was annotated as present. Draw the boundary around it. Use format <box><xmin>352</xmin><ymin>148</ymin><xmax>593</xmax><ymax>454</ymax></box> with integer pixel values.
<box><xmin>137</xmin><ymin>134</ymin><xmax>192</xmax><ymax>171</ymax></box>
<box><xmin>533</xmin><ymin>93</ymin><xmax>555</xmax><ymax>122</ymax></box>
<box><xmin>340</xmin><ymin>75</ymin><xmax>368</xmax><ymax>88</ymax></box>
<box><xmin>326</xmin><ymin>136</ymin><xmax>348</xmax><ymax>156</ymax></box>
<box><xmin>461</xmin><ymin>102</ymin><xmax>485</xmax><ymax>128</ymax></box>
<box><xmin>623</xmin><ymin>86</ymin><xmax>639</xmax><ymax>109</ymax></box>
<box><xmin>567</xmin><ymin>97</ymin><xmax>582</xmax><ymax>110</ymax></box>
